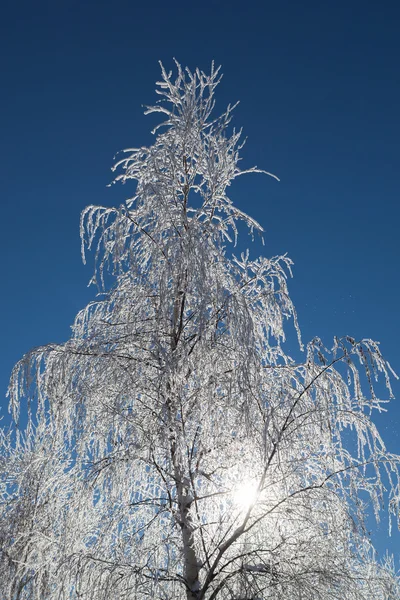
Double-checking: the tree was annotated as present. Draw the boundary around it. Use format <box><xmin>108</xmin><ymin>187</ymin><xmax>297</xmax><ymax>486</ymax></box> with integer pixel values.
<box><xmin>1</xmin><ymin>61</ymin><xmax>399</xmax><ymax>600</ymax></box>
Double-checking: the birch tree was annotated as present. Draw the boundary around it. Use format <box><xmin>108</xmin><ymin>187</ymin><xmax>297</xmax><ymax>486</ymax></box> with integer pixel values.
<box><xmin>1</xmin><ymin>61</ymin><xmax>399</xmax><ymax>600</ymax></box>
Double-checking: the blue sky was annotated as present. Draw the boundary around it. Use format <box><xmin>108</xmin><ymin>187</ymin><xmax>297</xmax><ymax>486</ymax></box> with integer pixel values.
<box><xmin>1</xmin><ymin>0</ymin><xmax>399</xmax><ymax>557</ymax></box>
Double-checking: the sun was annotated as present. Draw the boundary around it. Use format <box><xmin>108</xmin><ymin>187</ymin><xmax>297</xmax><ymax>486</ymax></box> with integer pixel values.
<box><xmin>233</xmin><ymin>479</ymin><xmax>259</xmax><ymax>511</ymax></box>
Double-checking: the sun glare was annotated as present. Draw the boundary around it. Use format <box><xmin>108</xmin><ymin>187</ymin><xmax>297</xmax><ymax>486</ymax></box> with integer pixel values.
<box><xmin>233</xmin><ymin>480</ymin><xmax>259</xmax><ymax>511</ymax></box>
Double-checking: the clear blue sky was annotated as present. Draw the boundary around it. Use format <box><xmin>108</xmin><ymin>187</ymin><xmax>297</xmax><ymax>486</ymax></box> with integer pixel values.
<box><xmin>1</xmin><ymin>0</ymin><xmax>399</xmax><ymax>558</ymax></box>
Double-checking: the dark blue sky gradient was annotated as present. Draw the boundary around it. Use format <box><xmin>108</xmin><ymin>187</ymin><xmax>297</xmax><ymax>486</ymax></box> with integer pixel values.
<box><xmin>1</xmin><ymin>0</ymin><xmax>399</xmax><ymax>558</ymax></box>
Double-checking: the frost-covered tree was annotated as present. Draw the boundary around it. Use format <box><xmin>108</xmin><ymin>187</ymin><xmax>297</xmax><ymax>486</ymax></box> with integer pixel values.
<box><xmin>1</xmin><ymin>62</ymin><xmax>400</xmax><ymax>600</ymax></box>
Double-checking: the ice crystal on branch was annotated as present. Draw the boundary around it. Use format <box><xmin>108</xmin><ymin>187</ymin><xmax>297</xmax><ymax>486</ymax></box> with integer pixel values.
<box><xmin>1</xmin><ymin>61</ymin><xmax>400</xmax><ymax>600</ymax></box>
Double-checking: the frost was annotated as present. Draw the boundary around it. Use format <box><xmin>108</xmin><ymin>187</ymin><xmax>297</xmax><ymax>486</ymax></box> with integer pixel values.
<box><xmin>1</xmin><ymin>61</ymin><xmax>399</xmax><ymax>600</ymax></box>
